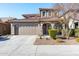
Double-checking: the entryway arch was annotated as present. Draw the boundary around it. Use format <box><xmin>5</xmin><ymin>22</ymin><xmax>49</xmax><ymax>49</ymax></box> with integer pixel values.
<box><xmin>42</xmin><ymin>23</ymin><xmax>51</xmax><ymax>35</ymax></box>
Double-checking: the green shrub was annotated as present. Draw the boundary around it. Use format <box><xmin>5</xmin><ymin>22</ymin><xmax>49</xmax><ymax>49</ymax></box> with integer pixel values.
<box><xmin>48</xmin><ymin>29</ymin><xmax>57</xmax><ymax>39</ymax></box>
<box><xmin>76</xmin><ymin>38</ymin><xmax>79</xmax><ymax>42</ymax></box>
<box><xmin>75</xmin><ymin>29</ymin><xmax>79</xmax><ymax>37</ymax></box>
<box><xmin>69</xmin><ymin>29</ymin><xmax>75</xmax><ymax>37</ymax></box>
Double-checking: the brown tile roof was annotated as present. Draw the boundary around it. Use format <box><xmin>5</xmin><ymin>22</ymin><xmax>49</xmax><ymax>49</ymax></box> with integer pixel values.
<box><xmin>39</xmin><ymin>8</ymin><xmax>55</xmax><ymax>11</ymax></box>
<box><xmin>9</xmin><ymin>17</ymin><xmax>63</xmax><ymax>23</ymax></box>
<box><xmin>22</xmin><ymin>14</ymin><xmax>40</xmax><ymax>19</ymax></box>
<box><xmin>39</xmin><ymin>6</ymin><xmax>63</xmax><ymax>11</ymax></box>
<box><xmin>22</xmin><ymin>14</ymin><xmax>40</xmax><ymax>16</ymax></box>
<box><xmin>39</xmin><ymin>17</ymin><xmax>62</xmax><ymax>22</ymax></box>
<box><xmin>0</xmin><ymin>21</ymin><xmax>10</xmax><ymax>24</ymax></box>
<box><xmin>9</xmin><ymin>19</ymin><xmax>39</xmax><ymax>23</ymax></box>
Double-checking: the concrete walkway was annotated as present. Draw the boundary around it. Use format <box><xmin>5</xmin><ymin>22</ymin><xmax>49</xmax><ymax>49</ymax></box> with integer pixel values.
<box><xmin>0</xmin><ymin>35</ymin><xmax>79</xmax><ymax>56</ymax></box>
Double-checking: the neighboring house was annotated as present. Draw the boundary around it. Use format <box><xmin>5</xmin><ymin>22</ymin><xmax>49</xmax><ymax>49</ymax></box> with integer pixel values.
<box><xmin>0</xmin><ymin>17</ymin><xmax>16</xmax><ymax>35</ymax></box>
<box><xmin>10</xmin><ymin>6</ymin><xmax>79</xmax><ymax>35</ymax></box>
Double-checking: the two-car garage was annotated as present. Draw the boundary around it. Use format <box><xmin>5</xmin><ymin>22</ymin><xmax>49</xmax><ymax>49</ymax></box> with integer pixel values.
<box><xmin>11</xmin><ymin>22</ymin><xmax>41</xmax><ymax>35</ymax></box>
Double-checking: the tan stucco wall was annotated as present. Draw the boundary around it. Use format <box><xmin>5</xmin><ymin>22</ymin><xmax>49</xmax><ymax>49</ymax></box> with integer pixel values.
<box><xmin>11</xmin><ymin>23</ymin><xmax>15</xmax><ymax>35</ymax></box>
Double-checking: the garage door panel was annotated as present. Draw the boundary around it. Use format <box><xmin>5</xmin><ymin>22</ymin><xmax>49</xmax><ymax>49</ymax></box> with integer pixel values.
<box><xmin>18</xmin><ymin>23</ymin><xmax>38</xmax><ymax>35</ymax></box>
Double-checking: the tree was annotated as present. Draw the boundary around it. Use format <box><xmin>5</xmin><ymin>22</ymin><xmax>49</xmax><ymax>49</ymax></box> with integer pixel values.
<box><xmin>54</xmin><ymin>3</ymin><xmax>79</xmax><ymax>38</ymax></box>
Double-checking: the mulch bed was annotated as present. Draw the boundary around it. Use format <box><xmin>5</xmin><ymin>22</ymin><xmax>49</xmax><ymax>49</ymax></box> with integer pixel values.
<box><xmin>34</xmin><ymin>37</ymin><xmax>79</xmax><ymax>45</ymax></box>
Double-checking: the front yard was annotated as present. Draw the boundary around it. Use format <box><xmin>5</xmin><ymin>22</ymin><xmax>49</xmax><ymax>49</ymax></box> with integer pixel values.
<box><xmin>33</xmin><ymin>28</ymin><xmax>79</xmax><ymax>45</ymax></box>
<box><xmin>0</xmin><ymin>35</ymin><xmax>79</xmax><ymax>56</ymax></box>
<box><xmin>34</xmin><ymin>36</ymin><xmax>79</xmax><ymax>45</ymax></box>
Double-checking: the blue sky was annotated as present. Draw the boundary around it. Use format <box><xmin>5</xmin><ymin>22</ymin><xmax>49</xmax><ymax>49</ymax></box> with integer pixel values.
<box><xmin>0</xmin><ymin>3</ymin><xmax>55</xmax><ymax>18</ymax></box>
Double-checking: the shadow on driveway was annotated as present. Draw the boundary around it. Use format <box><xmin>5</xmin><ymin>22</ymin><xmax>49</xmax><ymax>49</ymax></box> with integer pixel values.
<box><xmin>0</xmin><ymin>36</ymin><xmax>9</xmax><ymax>41</ymax></box>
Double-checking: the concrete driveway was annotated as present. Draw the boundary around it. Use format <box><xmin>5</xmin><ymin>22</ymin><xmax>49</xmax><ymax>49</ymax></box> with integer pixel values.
<box><xmin>0</xmin><ymin>35</ymin><xmax>79</xmax><ymax>56</ymax></box>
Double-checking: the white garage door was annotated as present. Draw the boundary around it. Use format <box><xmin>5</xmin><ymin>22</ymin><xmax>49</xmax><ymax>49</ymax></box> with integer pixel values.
<box><xmin>18</xmin><ymin>23</ymin><xmax>39</xmax><ymax>35</ymax></box>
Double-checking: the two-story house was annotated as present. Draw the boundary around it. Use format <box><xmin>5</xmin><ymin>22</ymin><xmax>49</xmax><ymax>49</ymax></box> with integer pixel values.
<box><xmin>10</xmin><ymin>6</ymin><xmax>79</xmax><ymax>35</ymax></box>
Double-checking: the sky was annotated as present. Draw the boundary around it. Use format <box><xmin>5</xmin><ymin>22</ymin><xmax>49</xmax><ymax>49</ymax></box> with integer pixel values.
<box><xmin>0</xmin><ymin>3</ymin><xmax>55</xmax><ymax>18</ymax></box>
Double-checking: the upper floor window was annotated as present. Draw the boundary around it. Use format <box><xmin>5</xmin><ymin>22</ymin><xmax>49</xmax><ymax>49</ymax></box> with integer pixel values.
<box><xmin>43</xmin><ymin>11</ymin><xmax>45</xmax><ymax>17</ymax></box>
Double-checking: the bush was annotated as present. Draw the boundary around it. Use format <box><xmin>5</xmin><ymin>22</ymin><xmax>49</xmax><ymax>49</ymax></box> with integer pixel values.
<box><xmin>75</xmin><ymin>29</ymin><xmax>79</xmax><ymax>37</ymax></box>
<box><xmin>56</xmin><ymin>29</ymin><xmax>62</xmax><ymax>35</ymax></box>
<box><xmin>48</xmin><ymin>29</ymin><xmax>57</xmax><ymax>39</ymax></box>
<box><xmin>76</xmin><ymin>38</ymin><xmax>79</xmax><ymax>42</ymax></box>
<box><xmin>69</xmin><ymin>29</ymin><xmax>75</xmax><ymax>37</ymax></box>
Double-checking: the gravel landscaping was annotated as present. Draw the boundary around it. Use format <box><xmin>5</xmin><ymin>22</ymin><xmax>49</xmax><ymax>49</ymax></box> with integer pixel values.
<box><xmin>34</xmin><ymin>37</ymin><xmax>79</xmax><ymax>45</ymax></box>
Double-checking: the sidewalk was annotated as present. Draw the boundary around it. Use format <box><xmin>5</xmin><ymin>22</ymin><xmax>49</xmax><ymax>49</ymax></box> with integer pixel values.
<box><xmin>0</xmin><ymin>35</ymin><xmax>79</xmax><ymax>56</ymax></box>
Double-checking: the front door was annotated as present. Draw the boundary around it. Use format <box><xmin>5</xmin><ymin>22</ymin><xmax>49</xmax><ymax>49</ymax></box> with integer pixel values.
<box><xmin>42</xmin><ymin>23</ymin><xmax>51</xmax><ymax>35</ymax></box>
